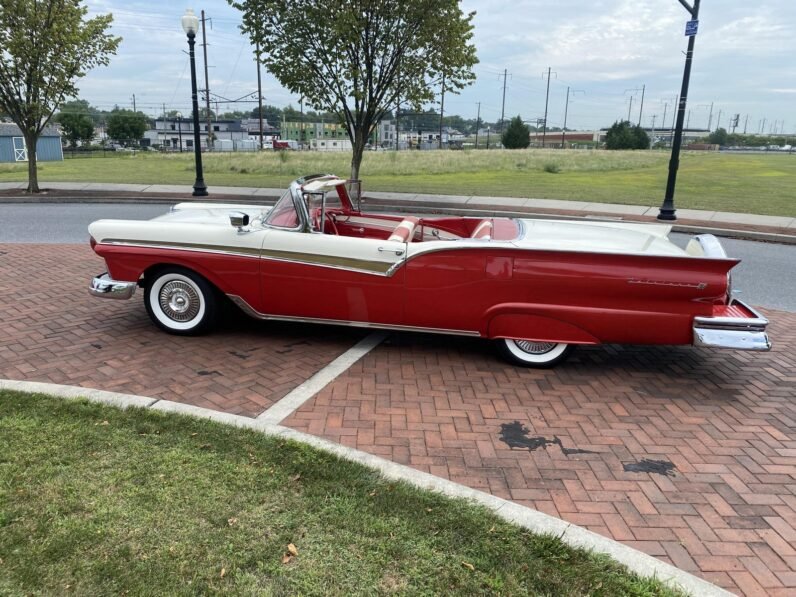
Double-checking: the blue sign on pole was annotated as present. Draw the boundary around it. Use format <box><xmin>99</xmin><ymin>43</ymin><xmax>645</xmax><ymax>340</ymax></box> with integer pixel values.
<box><xmin>685</xmin><ymin>19</ymin><xmax>699</xmax><ymax>36</ymax></box>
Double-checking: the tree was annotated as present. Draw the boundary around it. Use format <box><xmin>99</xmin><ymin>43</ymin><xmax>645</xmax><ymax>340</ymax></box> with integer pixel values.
<box><xmin>0</xmin><ymin>1</ymin><xmax>120</xmax><ymax>192</ymax></box>
<box><xmin>605</xmin><ymin>120</ymin><xmax>649</xmax><ymax>150</ymax></box>
<box><xmin>708</xmin><ymin>127</ymin><xmax>728</xmax><ymax>146</ymax></box>
<box><xmin>501</xmin><ymin>115</ymin><xmax>530</xmax><ymax>149</ymax></box>
<box><xmin>57</xmin><ymin>112</ymin><xmax>94</xmax><ymax>148</ymax></box>
<box><xmin>231</xmin><ymin>0</ymin><xmax>477</xmax><ymax>179</ymax></box>
<box><xmin>107</xmin><ymin>109</ymin><xmax>149</xmax><ymax>145</ymax></box>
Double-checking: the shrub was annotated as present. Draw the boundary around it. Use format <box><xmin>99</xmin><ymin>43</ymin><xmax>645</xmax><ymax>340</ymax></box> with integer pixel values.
<box><xmin>543</xmin><ymin>163</ymin><xmax>560</xmax><ymax>174</ymax></box>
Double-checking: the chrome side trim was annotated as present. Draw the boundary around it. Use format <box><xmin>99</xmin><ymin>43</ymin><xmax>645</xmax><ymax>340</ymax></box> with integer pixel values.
<box><xmin>692</xmin><ymin>299</ymin><xmax>771</xmax><ymax>351</ymax></box>
<box><xmin>227</xmin><ymin>295</ymin><xmax>481</xmax><ymax>337</ymax></box>
<box><xmin>89</xmin><ymin>272</ymin><xmax>137</xmax><ymax>300</ymax></box>
<box><xmin>102</xmin><ymin>239</ymin><xmax>262</xmax><ymax>260</ymax></box>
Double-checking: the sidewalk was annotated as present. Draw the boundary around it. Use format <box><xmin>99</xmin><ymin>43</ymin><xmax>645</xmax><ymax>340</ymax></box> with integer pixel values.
<box><xmin>1</xmin><ymin>181</ymin><xmax>794</xmax><ymax>243</ymax></box>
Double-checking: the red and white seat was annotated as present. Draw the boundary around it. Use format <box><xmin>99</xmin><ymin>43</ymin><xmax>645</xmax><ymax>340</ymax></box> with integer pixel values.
<box><xmin>387</xmin><ymin>217</ymin><xmax>419</xmax><ymax>243</ymax></box>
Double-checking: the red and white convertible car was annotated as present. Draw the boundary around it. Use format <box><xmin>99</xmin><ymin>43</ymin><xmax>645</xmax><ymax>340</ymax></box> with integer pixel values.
<box><xmin>89</xmin><ymin>174</ymin><xmax>771</xmax><ymax>367</ymax></box>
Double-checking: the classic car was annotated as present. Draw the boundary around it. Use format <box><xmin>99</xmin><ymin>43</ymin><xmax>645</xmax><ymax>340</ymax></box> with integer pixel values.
<box><xmin>88</xmin><ymin>174</ymin><xmax>771</xmax><ymax>367</ymax></box>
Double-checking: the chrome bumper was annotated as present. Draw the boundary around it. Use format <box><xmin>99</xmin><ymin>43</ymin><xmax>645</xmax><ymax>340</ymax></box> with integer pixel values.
<box><xmin>693</xmin><ymin>300</ymin><xmax>771</xmax><ymax>351</ymax></box>
<box><xmin>89</xmin><ymin>273</ymin><xmax>137</xmax><ymax>300</ymax></box>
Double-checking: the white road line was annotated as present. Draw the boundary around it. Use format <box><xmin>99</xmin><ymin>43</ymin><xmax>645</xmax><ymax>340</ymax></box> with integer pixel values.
<box><xmin>256</xmin><ymin>331</ymin><xmax>387</xmax><ymax>425</ymax></box>
<box><xmin>0</xmin><ymin>377</ymin><xmax>732</xmax><ymax>597</ymax></box>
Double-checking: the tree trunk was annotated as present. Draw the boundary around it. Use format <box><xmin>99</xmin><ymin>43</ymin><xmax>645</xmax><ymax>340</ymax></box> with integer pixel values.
<box><xmin>24</xmin><ymin>132</ymin><xmax>40</xmax><ymax>193</ymax></box>
<box><xmin>350</xmin><ymin>127</ymin><xmax>366</xmax><ymax>181</ymax></box>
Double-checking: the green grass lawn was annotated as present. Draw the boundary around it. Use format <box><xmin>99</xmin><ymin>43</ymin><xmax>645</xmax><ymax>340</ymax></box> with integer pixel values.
<box><xmin>1</xmin><ymin>148</ymin><xmax>794</xmax><ymax>216</ymax></box>
<box><xmin>0</xmin><ymin>391</ymin><xmax>679</xmax><ymax>596</ymax></box>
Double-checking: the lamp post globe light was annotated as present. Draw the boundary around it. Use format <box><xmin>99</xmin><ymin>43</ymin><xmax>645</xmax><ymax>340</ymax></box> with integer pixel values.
<box><xmin>181</xmin><ymin>8</ymin><xmax>208</xmax><ymax>196</ymax></box>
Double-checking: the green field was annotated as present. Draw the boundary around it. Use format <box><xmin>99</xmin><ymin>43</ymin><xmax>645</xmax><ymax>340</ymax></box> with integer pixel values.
<box><xmin>0</xmin><ymin>391</ymin><xmax>680</xmax><ymax>596</ymax></box>
<box><xmin>1</xmin><ymin>148</ymin><xmax>794</xmax><ymax>216</ymax></box>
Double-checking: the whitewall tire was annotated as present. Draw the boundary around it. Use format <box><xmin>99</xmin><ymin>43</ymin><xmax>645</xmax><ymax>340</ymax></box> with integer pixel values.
<box><xmin>497</xmin><ymin>339</ymin><xmax>573</xmax><ymax>368</ymax></box>
<box><xmin>145</xmin><ymin>268</ymin><xmax>217</xmax><ymax>335</ymax></box>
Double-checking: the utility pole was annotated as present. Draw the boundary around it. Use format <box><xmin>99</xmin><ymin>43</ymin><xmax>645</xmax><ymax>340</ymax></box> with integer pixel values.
<box><xmin>474</xmin><ymin>102</ymin><xmax>481</xmax><ymax>149</ymax></box>
<box><xmin>658</xmin><ymin>0</ymin><xmax>701</xmax><ymax>221</ymax></box>
<box><xmin>686</xmin><ymin>109</ymin><xmax>691</xmax><ymax>128</ymax></box>
<box><xmin>542</xmin><ymin>67</ymin><xmax>555</xmax><ymax>147</ymax></box>
<box><xmin>662</xmin><ymin>102</ymin><xmax>668</xmax><ymax>130</ymax></box>
<box><xmin>651</xmin><ymin>114</ymin><xmax>657</xmax><ymax>149</ymax></box>
<box><xmin>499</xmin><ymin>69</ymin><xmax>508</xmax><ymax>133</ymax></box>
<box><xmin>438</xmin><ymin>74</ymin><xmax>445</xmax><ymax>150</ymax></box>
<box><xmin>707</xmin><ymin>101</ymin><xmax>713</xmax><ymax>130</ymax></box>
<box><xmin>638</xmin><ymin>84</ymin><xmax>646</xmax><ymax>126</ymax></box>
<box><xmin>561</xmin><ymin>87</ymin><xmax>583</xmax><ymax>148</ymax></box>
<box><xmin>743</xmin><ymin>114</ymin><xmax>748</xmax><ymax>134</ymax></box>
<box><xmin>131</xmin><ymin>94</ymin><xmax>136</xmax><ymax>112</ymax></box>
<box><xmin>255</xmin><ymin>41</ymin><xmax>263</xmax><ymax>149</ymax></box>
<box><xmin>627</xmin><ymin>95</ymin><xmax>634</xmax><ymax>122</ymax></box>
<box><xmin>716</xmin><ymin>109</ymin><xmax>722</xmax><ymax>131</ymax></box>
<box><xmin>562</xmin><ymin>86</ymin><xmax>570</xmax><ymax>148</ymax></box>
<box><xmin>201</xmin><ymin>10</ymin><xmax>213</xmax><ymax>151</ymax></box>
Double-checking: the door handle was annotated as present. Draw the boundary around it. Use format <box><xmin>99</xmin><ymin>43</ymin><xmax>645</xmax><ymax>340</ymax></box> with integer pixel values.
<box><xmin>378</xmin><ymin>246</ymin><xmax>404</xmax><ymax>256</ymax></box>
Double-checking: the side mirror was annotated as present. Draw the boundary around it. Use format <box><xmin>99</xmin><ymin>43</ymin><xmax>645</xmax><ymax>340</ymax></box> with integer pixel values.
<box><xmin>229</xmin><ymin>211</ymin><xmax>250</xmax><ymax>230</ymax></box>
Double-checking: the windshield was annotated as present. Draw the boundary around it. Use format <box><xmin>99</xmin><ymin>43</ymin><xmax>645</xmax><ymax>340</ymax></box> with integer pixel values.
<box><xmin>265</xmin><ymin>190</ymin><xmax>301</xmax><ymax>229</ymax></box>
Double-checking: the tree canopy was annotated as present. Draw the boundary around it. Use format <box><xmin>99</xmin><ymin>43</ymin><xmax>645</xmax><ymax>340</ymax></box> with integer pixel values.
<box><xmin>0</xmin><ymin>0</ymin><xmax>120</xmax><ymax>191</ymax></box>
<box><xmin>230</xmin><ymin>0</ymin><xmax>477</xmax><ymax>179</ymax></box>
<box><xmin>605</xmin><ymin>120</ymin><xmax>650</xmax><ymax>150</ymax></box>
<box><xmin>708</xmin><ymin>127</ymin><xmax>729</xmax><ymax>146</ymax></box>
<box><xmin>501</xmin><ymin>116</ymin><xmax>530</xmax><ymax>149</ymax></box>
<box><xmin>106</xmin><ymin>109</ymin><xmax>149</xmax><ymax>144</ymax></box>
<box><xmin>57</xmin><ymin>105</ymin><xmax>94</xmax><ymax>148</ymax></box>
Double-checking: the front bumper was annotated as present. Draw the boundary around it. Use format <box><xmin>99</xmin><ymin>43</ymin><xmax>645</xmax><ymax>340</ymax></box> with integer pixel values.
<box><xmin>693</xmin><ymin>299</ymin><xmax>771</xmax><ymax>351</ymax></box>
<box><xmin>89</xmin><ymin>272</ymin><xmax>137</xmax><ymax>300</ymax></box>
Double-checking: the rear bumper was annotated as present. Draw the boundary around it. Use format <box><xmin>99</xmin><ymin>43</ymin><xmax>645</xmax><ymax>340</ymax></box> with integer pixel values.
<box><xmin>89</xmin><ymin>272</ymin><xmax>137</xmax><ymax>300</ymax></box>
<box><xmin>693</xmin><ymin>299</ymin><xmax>771</xmax><ymax>351</ymax></box>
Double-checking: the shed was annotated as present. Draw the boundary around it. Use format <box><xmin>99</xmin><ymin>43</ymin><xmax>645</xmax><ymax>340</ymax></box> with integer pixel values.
<box><xmin>0</xmin><ymin>123</ymin><xmax>63</xmax><ymax>163</ymax></box>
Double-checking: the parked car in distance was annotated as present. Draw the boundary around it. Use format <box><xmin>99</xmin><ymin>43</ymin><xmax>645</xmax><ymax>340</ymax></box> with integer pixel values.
<box><xmin>88</xmin><ymin>174</ymin><xmax>771</xmax><ymax>367</ymax></box>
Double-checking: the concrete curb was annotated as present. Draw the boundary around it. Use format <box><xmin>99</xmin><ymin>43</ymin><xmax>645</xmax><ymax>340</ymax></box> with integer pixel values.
<box><xmin>0</xmin><ymin>378</ymin><xmax>734</xmax><ymax>597</ymax></box>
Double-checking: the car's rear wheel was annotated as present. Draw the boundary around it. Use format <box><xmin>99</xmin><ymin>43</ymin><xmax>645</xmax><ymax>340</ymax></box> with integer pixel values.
<box><xmin>497</xmin><ymin>338</ymin><xmax>573</xmax><ymax>368</ymax></box>
<box><xmin>145</xmin><ymin>267</ymin><xmax>217</xmax><ymax>335</ymax></box>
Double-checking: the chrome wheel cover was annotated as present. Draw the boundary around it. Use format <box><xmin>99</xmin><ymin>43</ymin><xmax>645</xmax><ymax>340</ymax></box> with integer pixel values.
<box><xmin>158</xmin><ymin>280</ymin><xmax>200</xmax><ymax>322</ymax></box>
<box><xmin>513</xmin><ymin>340</ymin><xmax>557</xmax><ymax>355</ymax></box>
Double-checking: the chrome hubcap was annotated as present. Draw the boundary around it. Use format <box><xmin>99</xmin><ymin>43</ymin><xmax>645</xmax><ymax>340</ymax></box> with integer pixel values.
<box><xmin>514</xmin><ymin>340</ymin><xmax>557</xmax><ymax>355</ymax></box>
<box><xmin>159</xmin><ymin>280</ymin><xmax>200</xmax><ymax>322</ymax></box>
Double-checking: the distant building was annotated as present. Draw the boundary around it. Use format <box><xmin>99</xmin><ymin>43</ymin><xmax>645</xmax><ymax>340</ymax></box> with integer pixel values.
<box><xmin>281</xmin><ymin>121</ymin><xmax>348</xmax><ymax>147</ymax></box>
<box><xmin>145</xmin><ymin>118</ymin><xmax>248</xmax><ymax>151</ymax></box>
<box><xmin>0</xmin><ymin>123</ymin><xmax>63</xmax><ymax>163</ymax></box>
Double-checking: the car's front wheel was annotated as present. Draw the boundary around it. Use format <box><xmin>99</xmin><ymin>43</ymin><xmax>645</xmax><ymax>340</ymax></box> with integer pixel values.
<box><xmin>497</xmin><ymin>339</ymin><xmax>573</xmax><ymax>368</ymax></box>
<box><xmin>145</xmin><ymin>267</ymin><xmax>217</xmax><ymax>335</ymax></box>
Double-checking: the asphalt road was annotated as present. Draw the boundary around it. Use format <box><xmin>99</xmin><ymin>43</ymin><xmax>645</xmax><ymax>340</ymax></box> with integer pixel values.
<box><xmin>1</xmin><ymin>203</ymin><xmax>793</xmax><ymax>312</ymax></box>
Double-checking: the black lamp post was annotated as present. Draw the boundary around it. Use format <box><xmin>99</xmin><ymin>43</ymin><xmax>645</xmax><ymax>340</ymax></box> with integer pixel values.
<box><xmin>181</xmin><ymin>9</ymin><xmax>208</xmax><ymax>196</ymax></box>
<box><xmin>658</xmin><ymin>0</ymin><xmax>701</xmax><ymax>221</ymax></box>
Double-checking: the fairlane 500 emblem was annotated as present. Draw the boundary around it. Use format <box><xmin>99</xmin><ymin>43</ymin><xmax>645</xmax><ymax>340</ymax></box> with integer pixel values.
<box><xmin>627</xmin><ymin>278</ymin><xmax>707</xmax><ymax>289</ymax></box>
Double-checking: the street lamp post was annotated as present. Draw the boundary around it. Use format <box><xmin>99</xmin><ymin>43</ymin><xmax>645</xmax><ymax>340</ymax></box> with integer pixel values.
<box><xmin>176</xmin><ymin>112</ymin><xmax>183</xmax><ymax>152</ymax></box>
<box><xmin>181</xmin><ymin>9</ymin><xmax>208</xmax><ymax>197</ymax></box>
<box><xmin>658</xmin><ymin>0</ymin><xmax>701</xmax><ymax>221</ymax></box>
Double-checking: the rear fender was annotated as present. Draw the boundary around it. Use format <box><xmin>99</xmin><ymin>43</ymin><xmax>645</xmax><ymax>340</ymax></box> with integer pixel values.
<box><xmin>485</xmin><ymin>306</ymin><xmax>600</xmax><ymax>345</ymax></box>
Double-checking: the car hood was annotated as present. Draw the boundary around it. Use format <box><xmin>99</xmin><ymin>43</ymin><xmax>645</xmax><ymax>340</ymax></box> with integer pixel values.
<box><xmin>514</xmin><ymin>219</ymin><xmax>687</xmax><ymax>257</ymax></box>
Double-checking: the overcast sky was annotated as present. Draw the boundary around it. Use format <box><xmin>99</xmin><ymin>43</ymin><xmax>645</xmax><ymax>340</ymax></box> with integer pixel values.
<box><xmin>79</xmin><ymin>0</ymin><xmax>795</xmax><ymax>133</ymax></box>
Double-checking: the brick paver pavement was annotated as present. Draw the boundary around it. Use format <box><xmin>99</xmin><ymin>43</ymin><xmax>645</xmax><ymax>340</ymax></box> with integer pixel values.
<box><xmin>284</xmin><ymin>314</ymin><xmax>796</xmax><ymax>596</ymax></box>
<box><xmin>0</xmin><ymin>244</ymin><xmax>364</xmax><ymax>416</ymax></box>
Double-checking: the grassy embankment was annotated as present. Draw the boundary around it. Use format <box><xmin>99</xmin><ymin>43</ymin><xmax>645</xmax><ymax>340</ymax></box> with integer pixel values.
<box><xmin>1</xmin><ymin>148</ymin><xmax>794</xmax><ymax>216</ymax></box>
<box><xmin>0</xmin><ymin>391</ymin><xmax>681</xmax><ymax>596</ymax></box>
